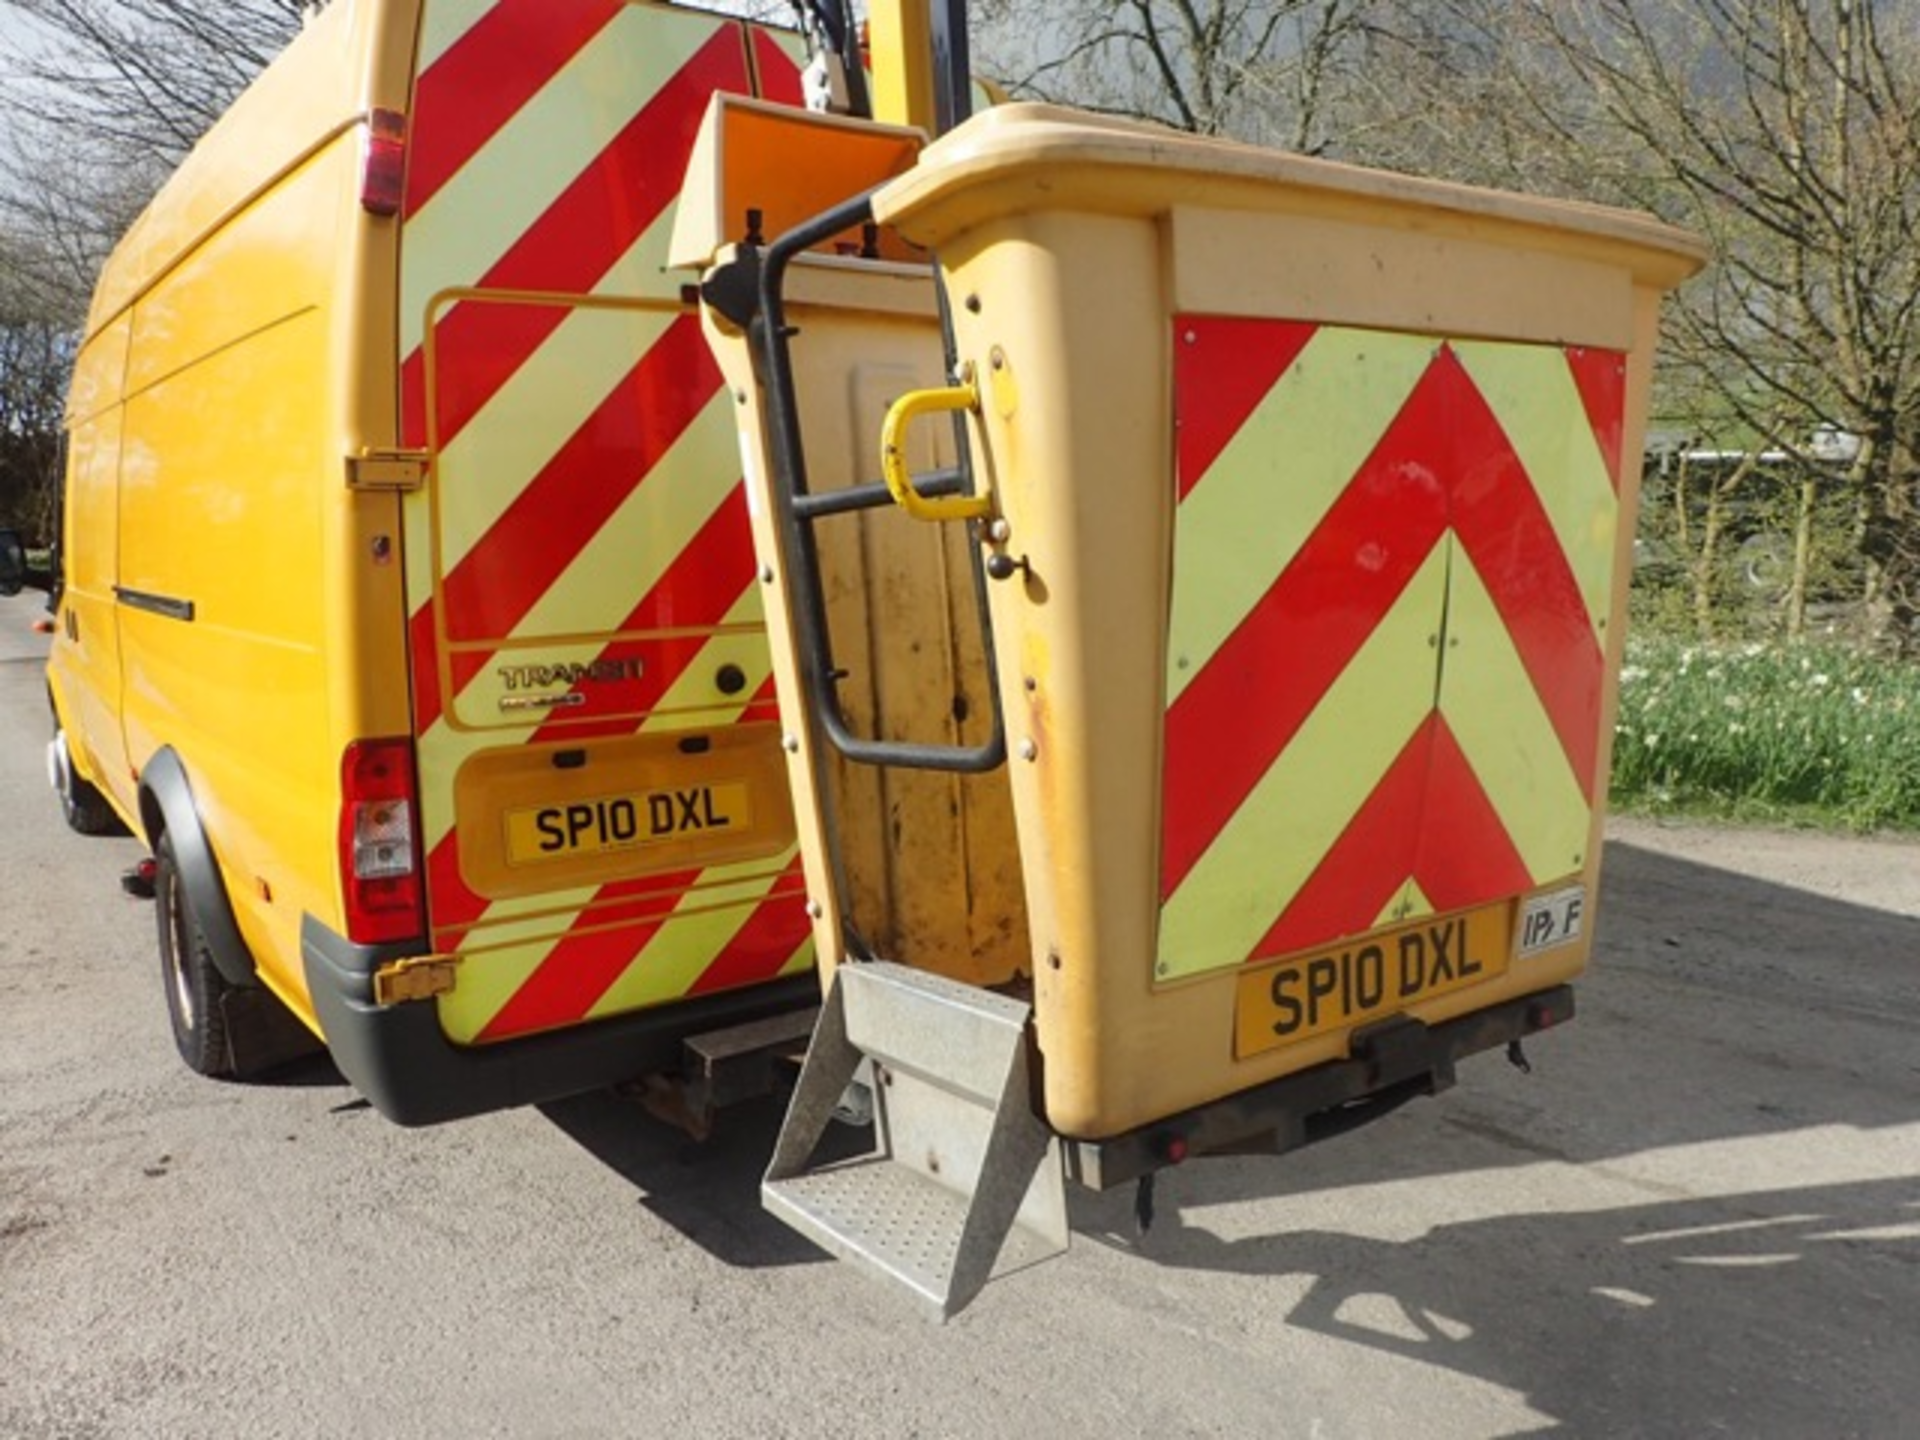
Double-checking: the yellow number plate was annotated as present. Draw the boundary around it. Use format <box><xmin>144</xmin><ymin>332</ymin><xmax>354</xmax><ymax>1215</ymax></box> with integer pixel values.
<box><xmin>1234</xmin><ymin>904</ymin><xmax>1512</xmax><ymax>1059</ymax></box>
<box><xmin>504</xmin><ymin>780</ymin><xmax>754</xmax><ymax>865</ymax></box>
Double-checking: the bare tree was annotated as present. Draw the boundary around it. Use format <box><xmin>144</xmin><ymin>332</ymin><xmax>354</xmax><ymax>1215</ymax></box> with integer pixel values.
<box><xmin>0</xmin><ymin>0</ymin><xmax>301</xmax><ymax>540</ymax></box>
<box><xmin>0</xmin><ymin>0</ymin><xmax>302</xmax><ymax>286</ymax></box>
<box><xmin>1</xmin><ymin>0</ymin><xmax>302</xmax><ymax>169</ymax></box>
<box><xmin>0</xmin><ymin>231</ymin><xmax>76</xmax><ymax>540</ymax></box>
<box><xmin>1328</xmin><ymin>0</ymin><xmax>1919</xmax><ymax>645</ymax></box>
<box><xmin>1502</xmin><ymin>0</ymin><xmax>1919</xmax><ymax>645</ymax></box>
<box><xmin>972</xmin><ymin>0</ymin><xmax>1382</xmax><ymax>153</ymax></box>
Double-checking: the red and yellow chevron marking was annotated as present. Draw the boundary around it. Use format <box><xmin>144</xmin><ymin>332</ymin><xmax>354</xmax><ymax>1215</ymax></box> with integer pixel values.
<box><xmin>395</xmin><ymin>2</ymin><xmax>812</xmax><ymax>1044</ymax></box>
<box><xmin>1158</xmin><ymin>317</ymin><xmax>1625</xmax><ymax>982</ymax></box>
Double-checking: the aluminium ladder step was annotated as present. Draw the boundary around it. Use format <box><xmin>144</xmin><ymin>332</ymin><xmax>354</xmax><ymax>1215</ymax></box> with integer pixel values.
<box><xmin>763</xmin><ymin>961</ymin><xmax>1067</xmax><ymax>1320</ymax></box>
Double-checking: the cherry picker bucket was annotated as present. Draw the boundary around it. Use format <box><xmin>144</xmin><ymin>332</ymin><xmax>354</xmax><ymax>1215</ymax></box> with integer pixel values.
<box><xmin>674</xmin><ymin>97</ymin><xmax>1704</xmax><ymax>1314</ymax></box>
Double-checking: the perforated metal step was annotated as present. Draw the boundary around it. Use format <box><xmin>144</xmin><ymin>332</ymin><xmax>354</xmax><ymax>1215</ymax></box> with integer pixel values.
<box><xmin>763</xmin><ymin>962</ymin><xmax>1066</xmax><ymax>1320</ymax></box>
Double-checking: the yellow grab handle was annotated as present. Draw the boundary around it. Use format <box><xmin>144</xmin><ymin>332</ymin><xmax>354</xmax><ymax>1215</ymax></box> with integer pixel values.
<box><xmin>879</xmin><ymin>371</ymin><xmax>992</xmax><ymax>523</ymax></box>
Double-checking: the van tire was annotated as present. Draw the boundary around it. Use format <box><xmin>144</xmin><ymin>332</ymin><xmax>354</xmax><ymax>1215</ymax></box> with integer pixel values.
<box><xmin>155</xmin><ymin>830</ymin><xmax>237</xmax><ymax>1078</ymax></box>
<box><xmin>1733</xmin><ymin>533</ymin><xmax>1792</xmax><ymax>601</ymax></box>
<box><xmin>49</xmin><ymin>724</ymin><xmax>125</xmax><ymax>837</ymax></box>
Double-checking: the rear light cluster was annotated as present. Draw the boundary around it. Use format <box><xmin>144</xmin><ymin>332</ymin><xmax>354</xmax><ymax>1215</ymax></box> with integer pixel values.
<box><xmin>359</xmin><ymin>108</ymin><xmax>407</xmax><ymax>217</ymax></box>
<box><xmin>339</xmin><ymin>739</ymin><xmax>424</xmax><ymax>945</ymax></box>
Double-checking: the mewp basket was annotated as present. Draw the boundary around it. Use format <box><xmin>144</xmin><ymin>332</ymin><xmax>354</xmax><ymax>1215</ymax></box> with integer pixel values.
<box><xmin>857</xmin><ymin>103</ymin><xmax>1704</xmax><ymax>1137</ymax></box>
<box><xmin>676</xmin><ymin>97</ymin><xmax>1703</xmax><ymax>1315</ymax></box>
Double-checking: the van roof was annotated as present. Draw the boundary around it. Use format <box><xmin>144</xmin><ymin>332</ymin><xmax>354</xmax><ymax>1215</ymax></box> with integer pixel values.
<box><xmin>85</xmin><ymin>0</ymin><xmax>410</xmax><ymax>340</ymax></box>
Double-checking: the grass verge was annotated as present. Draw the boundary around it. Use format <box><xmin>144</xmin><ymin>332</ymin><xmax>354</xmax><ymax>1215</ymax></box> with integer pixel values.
<box><xmin>1610</xmin><ymin>636</ymin><xmax>1920</xmax><ymax>832</ymax></box>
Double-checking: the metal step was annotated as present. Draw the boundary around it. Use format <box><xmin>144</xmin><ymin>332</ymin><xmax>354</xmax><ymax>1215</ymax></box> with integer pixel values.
<box><xmin>763</xmin><ymin>961</ymin><xmax>1066</xmax><ymax>1320</ymax></box>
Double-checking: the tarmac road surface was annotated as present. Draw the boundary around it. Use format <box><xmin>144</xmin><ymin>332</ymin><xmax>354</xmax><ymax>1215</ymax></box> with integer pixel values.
<box><xmin>3</xmin><ymin>589</ymin><xmax>1917</xmax><ymax>1439</ymax></box>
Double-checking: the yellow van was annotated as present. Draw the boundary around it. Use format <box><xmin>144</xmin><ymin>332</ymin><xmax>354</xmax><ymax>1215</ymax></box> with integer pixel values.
<box><xmin>36</xmin><ymin>0</ymin><xmax>827</xmax><ymax>1122</ymax></box>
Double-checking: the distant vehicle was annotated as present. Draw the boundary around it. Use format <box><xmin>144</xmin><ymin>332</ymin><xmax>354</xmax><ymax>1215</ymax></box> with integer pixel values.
<box><xmin>1636</xmin><ymin>429</ymin><xmax>1862</xmax><ymax>604</ymax></box>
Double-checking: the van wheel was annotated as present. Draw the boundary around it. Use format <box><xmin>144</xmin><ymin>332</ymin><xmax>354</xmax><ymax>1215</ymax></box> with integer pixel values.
<box><xmin>48</xmin><ymin>724</ymin><xmax>125</xmax><ymax>836</ymax></box>
<box><xmin>155</xmin><ymin>831</ymin><xmax>236</xmax><ymax>1078</ymax></box>
<box><xmin>1733</xmin><ymin>533</ymin><xmax>1792</xmax><ymax>601</ymax></box>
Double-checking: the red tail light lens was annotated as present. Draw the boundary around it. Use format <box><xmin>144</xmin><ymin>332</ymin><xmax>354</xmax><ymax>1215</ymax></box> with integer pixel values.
<box><xmin>340</xmin><ymin>739</ymin><xmax>424</xmax><ymax>945</ymax></box>
<box><xmin>359</xmin><ymin>107</ymin><xmax>408</xmax><ymax>217</ymax></box>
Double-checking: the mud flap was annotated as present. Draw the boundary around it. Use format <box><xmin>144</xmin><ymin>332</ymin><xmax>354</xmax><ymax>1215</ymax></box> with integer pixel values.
<box><xmin>219</xmin><ymin>987</ymin><xmax>326</xmax><ymax>1079</ymax></box>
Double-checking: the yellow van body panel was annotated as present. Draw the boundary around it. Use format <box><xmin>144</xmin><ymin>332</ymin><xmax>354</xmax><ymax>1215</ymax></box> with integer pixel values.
<box><xmin>54</xmin><ymin>315</ymin><xmax>133</xmax><ymax>818</ymax></box>
<box><xmin>118</xmin><ymin>152</ymin><xmax>345</xmax><ymax>1007</ymax></box>
<box><xmin>49</xmin><ymin>1</ymin><xmax>824</xmax><ymax>1112</ymax></box>
<box><xmin>52</xmin><ymin>0</ymin><xmax>423</xmax><ymax>1027</ymax></box>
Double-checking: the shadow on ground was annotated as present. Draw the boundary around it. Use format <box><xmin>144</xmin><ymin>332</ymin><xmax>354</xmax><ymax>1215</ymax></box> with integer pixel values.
<box><xmin>1097</xmin><ymin>1166</ymin><xmax>1917</xmax><ymax>1436</ymax></box>
<box><xmin>537</xmin><ymin>1090</ymin><xmax>855</xmax><ymax>1270</ymax></box>
<box><xmin>514</xmin><ymin>835</ymin><xmax>1918</xmax><ymax>1430</ymax></box>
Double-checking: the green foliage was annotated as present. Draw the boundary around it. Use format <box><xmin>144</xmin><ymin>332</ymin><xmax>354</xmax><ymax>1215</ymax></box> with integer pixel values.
<box><xmin>1627</xmin><ymin>452</ymin><xmax>1868</xmax><ymax>643</ymax></box>
<box><xmin>0</xmin><ymin>286</ymin><xmax>71</xmax><ymax>544</ymax></box>
<box><xmin>1611</xmin><ymin>636</ymin><xmax>1920</xmax><ymax>831</ymax></box>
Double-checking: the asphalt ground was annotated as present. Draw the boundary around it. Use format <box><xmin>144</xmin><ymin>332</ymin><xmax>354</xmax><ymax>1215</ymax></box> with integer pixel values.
<box><xmin>3</xmin><ymin>588</ymin><xmax>1917</xmax><ymax>1439</ymax></box>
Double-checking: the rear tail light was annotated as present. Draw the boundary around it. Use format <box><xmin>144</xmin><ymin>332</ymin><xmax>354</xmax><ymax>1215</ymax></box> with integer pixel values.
<box><xmin>340</xmin><ymin>739</ymin><xmax>424</xmax><ymax>945</ymax></box>
<box><xmin>359</xmin><ymin>107</ymin><xmax>407</xmax><ymax>217</ymax></box>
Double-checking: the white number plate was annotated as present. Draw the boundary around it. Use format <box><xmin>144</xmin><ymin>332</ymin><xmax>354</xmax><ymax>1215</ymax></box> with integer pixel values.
<box><xmin>1518</xmin><ymin>884</ymin><xmax>1587</xmax><ymax>958</ymax></box>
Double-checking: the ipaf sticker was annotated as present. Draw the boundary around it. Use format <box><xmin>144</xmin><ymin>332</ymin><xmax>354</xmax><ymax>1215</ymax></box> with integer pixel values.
<box><xmin>1519</xmin><ymin>884</ymin><xmax>1586</xmax><ymax>957</ymax></box>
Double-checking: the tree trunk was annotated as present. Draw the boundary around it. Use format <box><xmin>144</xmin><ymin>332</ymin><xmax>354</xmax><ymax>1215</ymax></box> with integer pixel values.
<box><xmin>1786</xmin><ymin>475</ymin><xmax>1817</xmax><ymax>639</ymax></box>
<box><xmin>1694</xmin><ymin>490</ymin><xmax>1725</xmax><ymax>640</ymax></box>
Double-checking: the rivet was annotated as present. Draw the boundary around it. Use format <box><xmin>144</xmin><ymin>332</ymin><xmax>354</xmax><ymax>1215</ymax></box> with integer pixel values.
<box><xmin>1018</xmin><ymin>738</ymin><xmax>1037</xmax><ymax>762</ymax></box>
<box><xmin>988</xmin><ymin>518</ymin><xmax>1012</xmax><ymax>543</ymax></box>
<box><xmin>965</xmin><ymin>294</ymin><xmax>982</xmax><ymax>313</ymax></box>
<box><xmin>1183</xmin><ymin>330</ymin><xmax>1197</xmax><ymax>345</ymax></box>
<box><xmin>782</xmin><ymin>733</ymin><xmax>800</xmax><ymax>753</ymax></box>
<box><xmin>759</xmin><ymin>563</ymin><xmax>775</xmax><ymax>584</ymax></box>
<box><xmin>806</xmin><ymin>899</ymin><xmax>824</xmax><ymax>919</ymax></box>
<box><xmin>734</xmin><ymin>389</ymin><xmax>748</xmax><ymax>404</ymax></box>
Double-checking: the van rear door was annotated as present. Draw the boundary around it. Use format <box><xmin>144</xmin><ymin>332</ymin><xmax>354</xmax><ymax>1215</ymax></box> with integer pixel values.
<box><xmin>397</xmin><ymin>0</ymin><xmax>813</xmax><ymax>1045</ymax></box>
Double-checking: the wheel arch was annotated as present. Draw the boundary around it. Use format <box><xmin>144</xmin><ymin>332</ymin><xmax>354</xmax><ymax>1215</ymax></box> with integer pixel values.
<box><xmin>139</xmin><ymin>748</ymin><xmax>257</xmax><ymax>989</ymax></box>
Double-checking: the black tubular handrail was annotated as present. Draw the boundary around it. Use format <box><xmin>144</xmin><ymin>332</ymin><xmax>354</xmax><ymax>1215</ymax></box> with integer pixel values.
<box><xmin>747</xmin><ymin>190</ymin><xmax>1008</xmax><ymax>775</ymax></box>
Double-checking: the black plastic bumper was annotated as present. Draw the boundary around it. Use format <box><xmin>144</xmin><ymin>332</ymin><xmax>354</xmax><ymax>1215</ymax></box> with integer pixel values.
<box><xmin>1061</xmin><ymin>985</ymin><xmax>1576</xmax><ymax>1189</ymax></box>
<box><xmin>301</xmin><ymin>914</ymin><xmax>820</xmax><ymax>1127</ymax></box>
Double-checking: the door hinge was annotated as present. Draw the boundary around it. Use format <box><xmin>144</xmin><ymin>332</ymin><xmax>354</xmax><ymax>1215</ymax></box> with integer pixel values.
<box><xmin>372</xmin><ymin>954</ymin><xmax>460</xmax><ymax>1005</ymax></box>
<box><xmin>346</xmin><ymin>448</ymin><xmax>430</xmax><ymax>492</ymax></box>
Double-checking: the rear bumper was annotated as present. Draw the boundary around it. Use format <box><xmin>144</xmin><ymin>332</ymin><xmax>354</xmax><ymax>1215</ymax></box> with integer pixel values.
<box><xmin>1061</xmin><ymin>985</ymin><xmax>1575</xmax><ymax>1189</ymax></box>
<box><xmin>301</xmin><ymin>914</ymin><xmax>819</xmax><ymax>1127</ymax></box>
